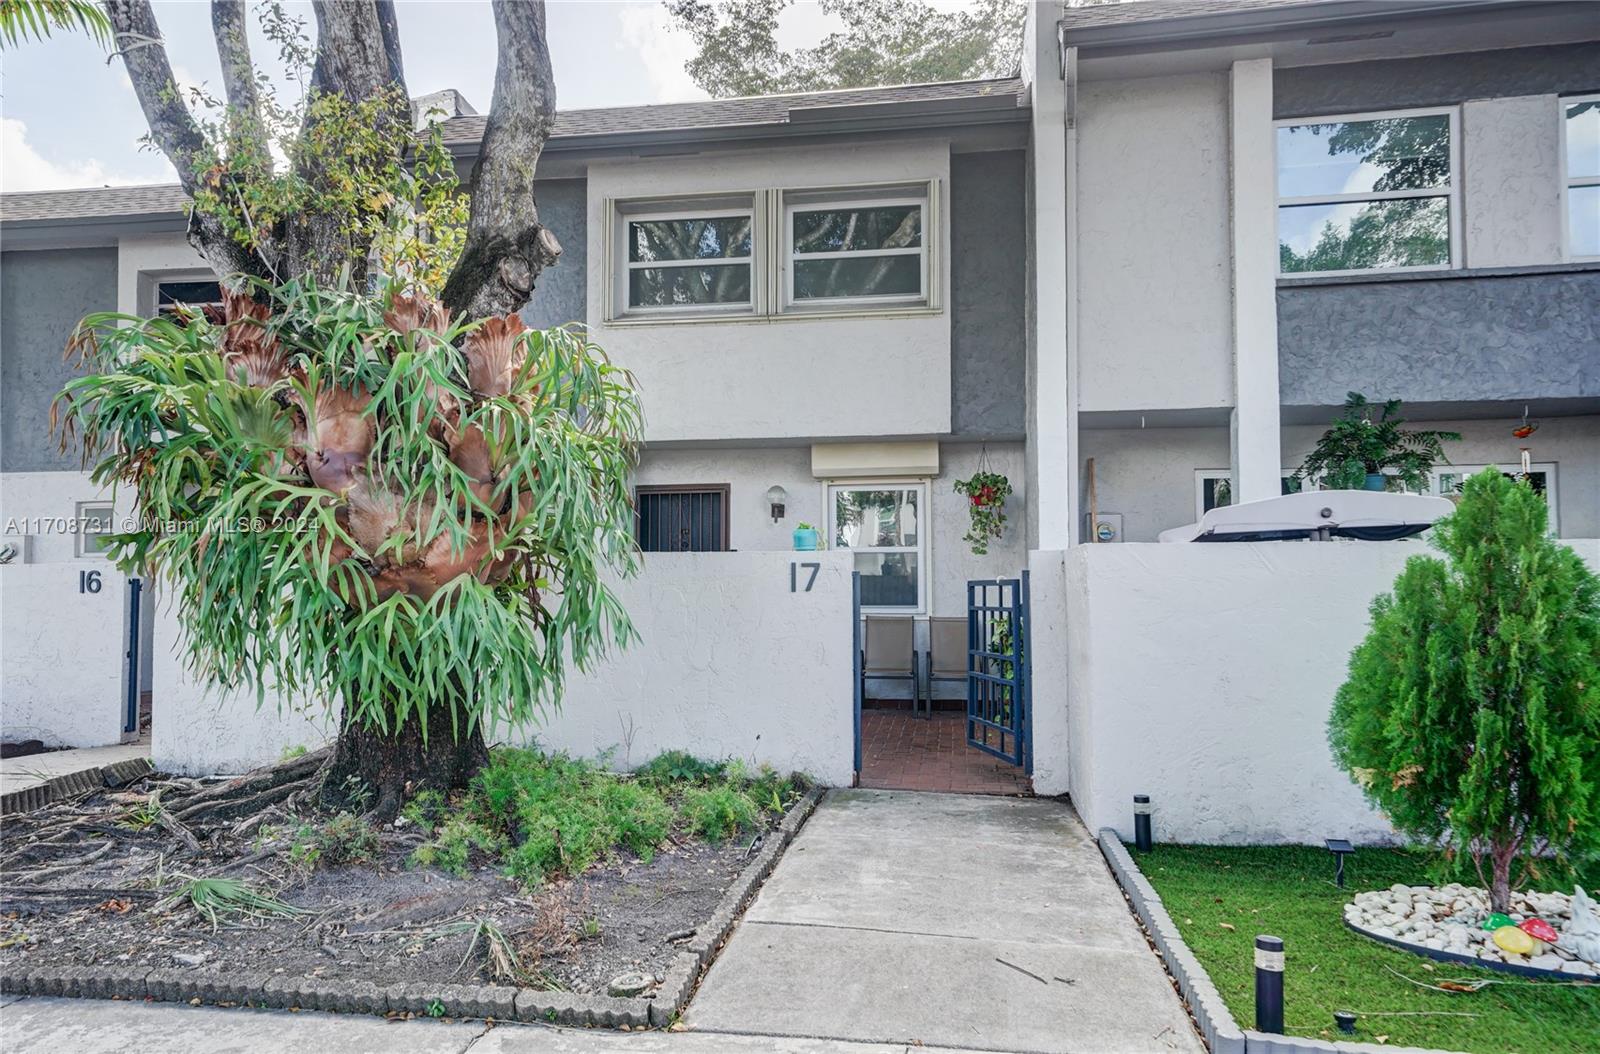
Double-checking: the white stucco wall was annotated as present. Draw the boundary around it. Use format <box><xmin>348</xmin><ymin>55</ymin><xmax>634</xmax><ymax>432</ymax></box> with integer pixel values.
<box><xmin>503</xmin><ymin>550</ymin><xmax>855</xmax><ymax>786</ymax></box>
<box><xmin>1078</xmin><ymin>426</ymin><xmax>1233</xmax><ymax>543</ymax></box>
<box><xmin>1052</xmin><ymin>540</ymin><xmax>1600</xmax><ymax>846</ymax></box>
<box><xmin>1</xmin><ymin>471</ymin><xmax>143</xmax><ymax>747</ymax></box>
<box><xmin>586</xmin><ymin>141</ymin><xmax>953</xmax><ymax>443</ymax></box>
<box><xmin>0</xmin><ymin>563</ymin><xmax>129</xmax><ymax>747</ymax></box>
<box><xmin>1075</xmin><ymin>72</ymin><xmax>1234</xmax><ymax>413</ymax></box>
<box><xmin>1026</xmin><ymin>548</ymin><xmax>1069</xmax><ymax>796</ymax></box>
<box><xmin>1462</xmin><ymin>95</ymin><xmax>1564</xmax><ymax>268</ymax></box>
<box><xmin>148</xmin><ymin>551</ymin><xmax>856</xmax><ymax>783</ymax></box>
<box><xmin>149</xmin><ymin>591</ymin><xmax>333</xmax><ymax>775</ymax></box>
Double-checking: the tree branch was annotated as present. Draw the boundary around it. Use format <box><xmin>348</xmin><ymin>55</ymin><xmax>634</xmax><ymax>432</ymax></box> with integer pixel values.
<box><xmin>104</xmin><ymin>0</ymin><xmax>262</xmax><ymax>284</ymax></box>
<box><xmin>209</xmin><ymin>0</ymin><xmax>263</xmax><ymax>161</ymax></box>
<box><xmin>442</xmin><ymin>0</ymin><xmax>561</xmax><ymax>319</ymax></box>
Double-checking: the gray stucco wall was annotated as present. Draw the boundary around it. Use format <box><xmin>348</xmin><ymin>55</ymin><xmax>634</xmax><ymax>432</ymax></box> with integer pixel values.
<box><xmin>1277</xmin><ymin>269</ymin><xmax>1600</xmax><ymax>408</ymax></box>
<box><xmin>1274</xmin><ymin>42</ymin><xmax>1600</xmax><ymax>118</ymax></box>
<box><xmin>2</xmin><ymin>248</ymin><xmax>117</xmax><ymax>472</ymax></box>
<box><xmin>951</xmin><ymin>149</ymin><xmax>1026</xmax><ymax>439</ymax></box>
<box><xmin>517</xmin><ymin>179</ymin><xmax>587</xmax><ymax>331</ymax></box>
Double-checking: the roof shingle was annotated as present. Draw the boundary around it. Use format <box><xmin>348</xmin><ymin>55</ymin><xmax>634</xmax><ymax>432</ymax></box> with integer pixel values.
<box><xmin>2</xmin><ymin>77</ymin><xmax>1024</xmax><ymax>226</ymax></box>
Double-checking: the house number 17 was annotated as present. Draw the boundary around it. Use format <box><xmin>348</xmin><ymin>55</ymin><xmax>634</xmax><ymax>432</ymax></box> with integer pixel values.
<box><xmin>790</xmin><ymin>562</ymin><xmax>819</xmax><ymax>593</ymax></box>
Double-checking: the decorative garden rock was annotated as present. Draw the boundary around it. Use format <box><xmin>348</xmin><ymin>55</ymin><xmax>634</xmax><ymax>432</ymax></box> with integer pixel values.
<box><xmin>606</xmin><ymin>971</ymin><xmax>653</xmax><ymax>997</ymax></box>
<box><xmin>1343</xmin><ymin>884</ymin><xmax>1600</xmax><ymax>978</ymax></box>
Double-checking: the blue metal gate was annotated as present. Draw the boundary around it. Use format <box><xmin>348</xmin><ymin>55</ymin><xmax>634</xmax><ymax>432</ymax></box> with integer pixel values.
<box><xmin>124</xmin><ymin>577</ymin><xmax>143</xmax><ymax>736</ymax></box>
<box><xmin>966</xmin><ymin>574</ymin><xmax>1030</xmax><ymax>770</ymax></box>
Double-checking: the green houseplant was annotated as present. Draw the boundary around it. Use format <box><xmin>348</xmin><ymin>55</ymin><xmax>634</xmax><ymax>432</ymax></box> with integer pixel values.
<box><xmin>953</xmin><ymin>470</ymin><xmax>1011</xmax><ymax>556</ymax></box>
<box><xmin>1328</xmin><ymin>469</ymin><xmax>1600</xmax><ymax>912</ymax></box>
<box><xmin>1295</xmin><ymin>392</ymin><xmax>1460</xmax><ymax>492</ymax></box>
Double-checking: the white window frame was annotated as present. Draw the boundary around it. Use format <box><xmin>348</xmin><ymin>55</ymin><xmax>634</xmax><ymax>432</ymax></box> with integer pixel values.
<box><xmin>1275</xmin><ymin>105</ymin><xmax>1462</xmax><ymax>278</ymax></box>
<box><xmin>1192</xmin><ymin>470</ymin><xmax>1298</xmax><ymax>521</ymax></box>
<box><xmin>74</xmin><ymin>500</ymin><xmax>116</xmax><ymax>560</ymax></box>
<box><xmin>1560</xmin><ymin>93</ymin><xmax>1600</xmax><ymax>263</ymax></box>
<box><xmin>1425</xmin><ymin>462</ymin><xmax>1559</xmax><ymax>534</ymax></box>
<box><xmin>782</xmin><ymin>191</ymin><xmax>929</xmax><ymax>311</ymax></box>
<box><xmin>828</xmin><ymin>480</ymin><xmax>928</xmax><ymax>614</ymax></box>
<box><xmin>612</xmin><ymin>200</ymin><xmax>758</xmax><ymax>319</ymax></box>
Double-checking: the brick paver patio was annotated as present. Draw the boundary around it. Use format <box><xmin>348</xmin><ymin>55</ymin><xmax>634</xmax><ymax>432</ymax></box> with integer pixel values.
<box><xmin>857</xmin><ymin>710</ymin><xmax>1031</xmax><ymax>794</ymax></box>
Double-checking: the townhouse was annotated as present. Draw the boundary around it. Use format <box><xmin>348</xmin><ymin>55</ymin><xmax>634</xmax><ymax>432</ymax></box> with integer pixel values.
<box><xmin>2</xmin><ymin>0</ymin><xmax>1596</xmax><ymax>840</ymax></box>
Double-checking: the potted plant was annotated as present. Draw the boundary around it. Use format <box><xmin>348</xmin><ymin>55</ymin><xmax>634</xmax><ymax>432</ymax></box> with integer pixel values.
<box><xmin>1295</xmin><ymin>392</ymin><xmax>1460</xmax><ymax>492</ymax></box>
<box><xmin>792</xmin><ymin>522</ymin><xmax>820</xmax><ymax>551</ymax></box>
<box><xmin>953</xmin><ymin>470</ymin><xmax>1011</xmax><ymax>556</ymax></box>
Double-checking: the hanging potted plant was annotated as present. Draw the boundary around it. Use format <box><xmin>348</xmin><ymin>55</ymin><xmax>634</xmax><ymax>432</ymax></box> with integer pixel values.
<box><xmin>954</xmin><ymin>466</ymin><xmax>1011</xmax><ymax>556</ymax></box>
<box><xmin>1295</xmin><ymin>392</ymin><xmax>1460</xmax><ymax>492</ymax></box>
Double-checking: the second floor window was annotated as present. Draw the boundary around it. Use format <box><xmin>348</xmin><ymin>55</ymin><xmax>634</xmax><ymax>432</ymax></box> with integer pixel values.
<box><xmin>624</xmin><ymin>209</ymin><xmax>753</xmax><ymax>312</ymax></box>
<box><xmin>785</xmin><ymin>191</ymin><xmax>926</xmax><ymax>307</ymax></box>
<box><xmin>1564</xmin><ymin>94</ymin><xmax>1599</xmax><ymax>260</ymax></box>
<box><xmin>1276</xmin><ymin>108</ymin><xmax>1457</xmax><ymax>276</ymax></box>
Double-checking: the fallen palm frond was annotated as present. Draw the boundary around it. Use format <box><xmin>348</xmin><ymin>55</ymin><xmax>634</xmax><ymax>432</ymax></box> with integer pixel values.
<box><xmin>162</xmin><ymin>875</ymin><xmax>306</xmax><ymax>931</ymax></box>
<box><xmin>1382</xmin><ymin>964</ymin><xmax>1594</xmax><ymax>993</ymax></box>
<box><xmin>446</xmin><ymin>916</ymin><xmax>523</xmax><ymax>983</ymax></box>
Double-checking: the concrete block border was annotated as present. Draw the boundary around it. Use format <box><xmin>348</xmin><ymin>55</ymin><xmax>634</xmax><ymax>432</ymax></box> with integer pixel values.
<box><xmin>1096</xmin><ymin>829</ymin><xmax>1466</xmax><ymax>1054</ymax></box>
<box><xmin>0</xmin><ymin>756</ymin><xmax>153</xmax><ymax>815</ymax></box>
<box><xmin>0</xmin><ymin>786</ymin><xmax>823</xmax><ymax>1030</ymax></box>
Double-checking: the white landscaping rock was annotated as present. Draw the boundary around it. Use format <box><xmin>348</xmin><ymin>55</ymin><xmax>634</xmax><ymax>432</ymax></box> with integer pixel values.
<box><xmin>1345</xmin><ymin>884</ymin><xmax>1595</xmax><ymax>976</ymax></box>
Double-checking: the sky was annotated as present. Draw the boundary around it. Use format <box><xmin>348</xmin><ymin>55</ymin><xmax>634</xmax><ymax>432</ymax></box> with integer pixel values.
<box><xmin>0</xmin><ymin>0</ymin><xmax>843</xmax><ymax>194</ymax></box>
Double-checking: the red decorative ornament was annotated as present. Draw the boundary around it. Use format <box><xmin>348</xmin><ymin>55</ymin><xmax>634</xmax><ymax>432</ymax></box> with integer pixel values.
<box><xmin>1519</xmin><ymin>917</ymin><xmax>1559</xmax><ymax>944</ymax></box>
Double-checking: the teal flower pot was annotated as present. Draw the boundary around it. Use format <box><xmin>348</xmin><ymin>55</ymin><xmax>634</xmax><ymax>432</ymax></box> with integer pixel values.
<box><xmin>793</xmin><ymin>527</ymin><xmax>819</xmax><ymax>551</ymax></box>
<box><xmin>1364</xmin><ymin>473</ymin><xmax>1388</xmax><ymax>491</ymax></box>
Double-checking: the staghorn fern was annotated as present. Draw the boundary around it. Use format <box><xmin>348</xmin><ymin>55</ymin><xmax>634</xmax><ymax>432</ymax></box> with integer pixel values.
<box><xmin>54</xmin><ymin>276</ymin><xmax>643</xmax><ymax>765</ymax></box>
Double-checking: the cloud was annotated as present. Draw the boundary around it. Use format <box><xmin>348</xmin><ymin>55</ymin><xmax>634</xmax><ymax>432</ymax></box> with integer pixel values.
<box><xmin>616</xmin><ymin>3</ymin><xmax>707</xmax><ymax>104</ymax></box>
<box><xmin>1</xmin><ymin>117</ymin><xmax>164</xmax><ymax>193</ymax></box>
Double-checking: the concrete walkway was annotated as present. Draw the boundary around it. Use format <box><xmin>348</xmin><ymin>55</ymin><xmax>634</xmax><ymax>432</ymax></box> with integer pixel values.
<box><xmin>685</xmin><ymin>789</ymin><xmax>1204</xmax><ymax>1054</ymax></box>
<box><xmin>0</xmin><ymin>739</ymin><xmax>149</xmax><ymax>796</ymax></box>
<box><xmin>0</xmin><ymin>997</ymin><xmax>971</xmax><ymax>1053</ymax></box>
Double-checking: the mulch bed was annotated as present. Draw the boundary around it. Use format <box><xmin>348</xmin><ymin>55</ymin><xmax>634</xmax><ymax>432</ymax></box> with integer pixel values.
<box><xmin>0</xmin><ymin>750</ymin><xmax>784</xmax><ymax>1005</ymax></box>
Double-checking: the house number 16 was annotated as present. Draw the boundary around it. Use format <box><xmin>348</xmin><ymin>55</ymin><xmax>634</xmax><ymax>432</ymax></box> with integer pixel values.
<box><xmin>790</xmin><ymin>562</ymin><xmax>819</xmax><ymax>593</ymax></box>
<box><xmin>78</xmin><ymin>569</ymin><xmax>103</xmax><ymax>594</ymax></box>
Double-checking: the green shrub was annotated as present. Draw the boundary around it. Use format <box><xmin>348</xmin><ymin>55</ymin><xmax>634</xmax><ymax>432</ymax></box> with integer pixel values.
<box><xmin>601</xmin><ymin>780</ymin><xmax>673</xmax><ymax>861</ymax></box>
<box><xmin>1329</xmin><ymin>469</ymin><xmax>1600</xmax><ymax>912</ymax></box>
<box><xmin>410</xmin><ymin>816</ymin><xmax>503</xmax><ymax>876</ymax></box>
<box><xmin>638</xmin><ymin>749</ymin><xmax>726</xmax><ymax>785</ymax></box>
<box><xmin>290</xmin><ymin>811</ymin><xmax>379</xmax><ymax>870</ymax></box>
<box><xmin>682</xmin><ymin>784</ymin><xmax>759</xmax><ymax>842</ymax></box>
<box><xmin>400</xmin><ymin>789</ymin><xmax>448</xmax><ymax>833</ymax></box>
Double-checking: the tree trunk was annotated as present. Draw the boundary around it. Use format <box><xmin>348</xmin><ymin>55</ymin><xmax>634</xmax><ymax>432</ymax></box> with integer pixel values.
<box><xmin>320</xmin><ymin>705</ymin><xmax>488</xmax><ymax>823</ymax></box>
<box><xmin>1488</xmin><ymin>841</ymin><xmax>1515</xmax><ymax>915</ymax></box>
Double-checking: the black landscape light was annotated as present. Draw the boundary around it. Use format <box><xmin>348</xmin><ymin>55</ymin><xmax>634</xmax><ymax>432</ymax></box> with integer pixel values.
<box><xmin>1324</xmin><ymin>838</ymin><xmax>1354</xmax><ymax>888</ymax></box>
<box><xmin>1254</xmin><ymin>935</ymin><xmax>1285</xmax><ymax>1034</ymax></box>
<box><xmin>1134</xmin><ymin>794</ymin><xmax>1152</xmax><ymax>852</ymax></box>
<box><xmin>1334</xmin><ymin>1011</ymin><xmax>1357</xmax><ymax>1034</ymax></box>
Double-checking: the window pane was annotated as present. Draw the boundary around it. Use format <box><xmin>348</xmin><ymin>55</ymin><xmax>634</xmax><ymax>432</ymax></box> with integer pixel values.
<box><xmin>628</xmin><ymin>216</ymin><xmax>751</xmax><ymax>263</ymax></box>
<box><xmin>794</xmin><ymin>256</ymin><xmax>921</xmax><ymax>300</ymax></box>
<box><xmin>1277</xmin><ymin>115</ymin><xmax>1451</xmax><ymax>197</ymax></box>
<box><xmin>833</xmin><ymin>488</ymin><xmax>919</xmax><ymax>548</ymax></box>
<box><xmin>629</xmin><ymin>264</ymin><xmax>750</xmax><ymax>307</ymax></box>
<box><xmin>1568</xmin><ymin>185</ymin><xmax>1600</xmax><ymax>258</ymax></box>
<box><xmin>1279</xmin><ymin>197</ymin><xmax>1449</xmax><ymax>273</ymax></box>
<box><xmin>793</xmin><ymin>205</ymin><xmax>922</xmax><ymax>254</ymax></box>
<box><xmin>854</xmin><ymin>552</ymin><xmax>918</xmax><ymax>608</ymax></box>
<box><xmin>157</xmin><ymin>281</ymin><xmax>222</xmax><ymax>318</ymax></box>
<box><xmin>1566</xmin><ymin>99</ymin><xmax>1600</xmax><ymax>178</ymax></box>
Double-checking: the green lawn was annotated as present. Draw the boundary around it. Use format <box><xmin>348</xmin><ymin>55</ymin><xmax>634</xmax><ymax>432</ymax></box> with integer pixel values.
<box><xmin>1131</xmin><ymin>845</ymin><xmax>1600</xmax><ymax>1054</ymax></box>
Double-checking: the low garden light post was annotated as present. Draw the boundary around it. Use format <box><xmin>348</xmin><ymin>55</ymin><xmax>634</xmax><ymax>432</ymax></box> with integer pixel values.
<box><xmin>1134</xmin><ymin>795</ymin><xmax>1152</xmax><ymax>852</ymax></box>
<box><xmin>1254</xmin><ymin>935</ymin><xmax>1284</xmax><ymax>1033</ymax></box>
<box><xmin>1325</xmin><ymin>838</ymin><xmax>1354</xmax><ymax>888</ymax></box>
<box><xmin>1335</xmin><ymin>1010</ymin><xmax>1357</xmax><ymax>1034</ymax></box>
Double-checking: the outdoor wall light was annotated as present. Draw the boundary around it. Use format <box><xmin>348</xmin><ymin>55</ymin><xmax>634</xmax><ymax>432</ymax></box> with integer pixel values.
<box><xmin>766</xmin><ymin>485</ymin><xmax>787</xmax><ymax>523</ymax></box>
<box><xmin>1325</xmin><ymin>838</ymin><xmax>1355</xmax><ymax>888</ymax></box>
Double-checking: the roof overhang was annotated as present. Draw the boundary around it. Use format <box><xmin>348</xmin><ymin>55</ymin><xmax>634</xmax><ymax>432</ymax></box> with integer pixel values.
<box><xmin>1061</xmin><ymin>0</ymin><xmax>1599</xmax><ymax>79</ymax></box>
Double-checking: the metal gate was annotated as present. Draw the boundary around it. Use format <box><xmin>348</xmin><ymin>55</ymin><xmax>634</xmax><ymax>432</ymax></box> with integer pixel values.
<box><xmin>966</xmin><ymin>574</ymin><xmax>1030</xmax><ymax>770</ymax></box>
<box><xmin>124</xmin><ymin>577</ymin><xmax>143</xmax><ymax>736</ymax></box>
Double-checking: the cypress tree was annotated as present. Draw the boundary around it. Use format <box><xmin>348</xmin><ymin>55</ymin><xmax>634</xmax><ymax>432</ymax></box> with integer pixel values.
<box><xmin>1329</xmin><ymin>469</ymin><xmax>1600</xmax><ymax>912</ymax></box>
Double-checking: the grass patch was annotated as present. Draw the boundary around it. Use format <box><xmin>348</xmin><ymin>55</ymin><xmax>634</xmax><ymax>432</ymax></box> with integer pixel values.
<box><xmin>411</xmin><ymin>748</ymin><xmax>807</xmax><ymax>888</ymax></box>
<box><xmin>1133</xmin><ymin>844</ymin><xmax>1599</xmax><ymax>1054</ymax></box>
